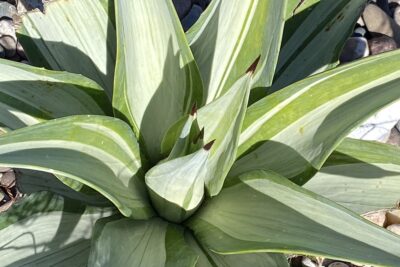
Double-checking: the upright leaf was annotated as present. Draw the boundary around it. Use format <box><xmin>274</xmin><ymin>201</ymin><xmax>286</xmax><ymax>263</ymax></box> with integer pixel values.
<box><xmin>188</xmin><ymin>170</ymin><xmax>400</xmax><ymax>266</ymax></box>
<box><xmin>18</xmin><ymin>0</ymin><xmax>116</xmax><ymax>97</ymax></box>
<box><xmin>89</xmin><ymin>218</ymin><xmax>198</xmax><ymax>267</ymax></box>
<box><xmin>271</xmin><ymin>0</ymin><xmax>366</xmax><ymax>92</ymax></box>
<box><xmin>198</xmin><ymin>74</ymin><xmax>251</xmax><ymax>196</ymax></box>
<box><xmin>232</xmin><ymin>50</ymin><xmax>400</xmax><ymax>184</ymax></box>
<box><xmin>305</xmin><ymin>138</ymin><xmax>400</xmax><ymax>214</ymax></box>
<box><xmin>0</xmin><ymin>115</ymin><xmax>153</xmax><ymax>219</ymax></box>
<box><xmin>145</xmin><ymin>146</ymin><xmax>210</xmax><ymax>223</ymax></box>
<box><xmin>0</xmin><ymin>60</ymin><xmax>111</xmax><ymax>130</ymax></box>
<box><xmin>189</xmin><ymin>0</ymin><xmax>286</xmax><ymax>102</ymax></box>
<box><xmin>113</xmin><ymin>0</ymin><xmax>203</xmax><ymax>163</ymax></box>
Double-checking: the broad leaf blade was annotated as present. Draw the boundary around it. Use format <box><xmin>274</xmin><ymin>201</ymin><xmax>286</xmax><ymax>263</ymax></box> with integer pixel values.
<box><xmin>188</xmin><ymin>170</ymin><xmax>400</xmax><ymax>266</ymax></box>
<box><xmin>197</xmin><ymin>74</ymin><xmax>251</xmax><ymax>196</ymax></box>
<box><xmin>305</xmin><ymin>138</ymin><xmax>400</xmax><ymax>214</ymax></box>
<box><xmin>113</xmin><ymin>0</ymin><xmax>203</xmax><ymax>163</ymax></box>
<box><xmin>0</xmin><ymin>192</ymin><xmax>113</xmax><ymax>266</ymax></box>
<box><xmin>189</xmin><ymin>0</ymin><xmax>286</xmax><ymax>102</ymax></box>
<box><xmin>233</xmin><ymin>50</ymin><xmax>400</xmax><ymax>184</ymax></box>
<box><xmin>18</xmin><ymin>0</ymin><xmax>116</xmax><ymax>97</ymax></box>
<box><xmin>0</xmin><ymin>115</ymin><xmax>153</xmax><ymax>219</ymax></box>
<box><xmin>272</xmin><ymin>0</ymin><xmax>365</xmax><ymax>92</ymax></box>
<box><xmin>89</xmin><ymin>218</ymin><xmax>198</xmax><ymax>267</ymax></box>
<box><xmin>0</xmin><ymin>59</ymin><xmax>111</xmax><ymax>130</ymax></box>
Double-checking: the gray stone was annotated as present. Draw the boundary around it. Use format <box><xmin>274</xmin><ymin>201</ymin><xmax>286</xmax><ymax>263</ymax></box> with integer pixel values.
<box><xmin>339</xmin><ymin>37</ymin><xmax>369</xmax><ymax>63</ymax></box>
<box><xmin>368</xmin><ymin>34</ymin><xmax>398</xmax><ymax>55</ymax></box>
<box><xmin>181</xmin><ymin>4</ymin><xmax>203</xmax><ymax>32</ymax></box>
<box><xmin>0</xmin><ymin>35</ymin><xmax>16</xmax><ymax>58</ymax></box>
<box><xmin>0</xmin><ymin>2</ymin><xmax>17</xmax><ymax>19</ymax></box>
<box><xmin>387</xmin><ymin>224</ymin><xmax>400</xmax><ymax>235</ymax></box>
<box><xmin>0</xmin><ymin>18</ymin><xmax>16</xmax><ymax>39</ymax></box>
<box><xmin>387</xmin><ymin>127</ymin><xmax>400</xmax><ymax>146</ymax></box>
<box><xmin>0</xmin><ymin>171</ymin><xmax>15</xmax><ymax>188</ymax></box>
<box><xmin>173</xmin><ymin>0</ymin><xmax>192</xmax><ymax>19</ymax></box>
<box><xmin>363</xmin><ymin>4</ymin><xmax>400</xmax><ymax>46</ymax></box>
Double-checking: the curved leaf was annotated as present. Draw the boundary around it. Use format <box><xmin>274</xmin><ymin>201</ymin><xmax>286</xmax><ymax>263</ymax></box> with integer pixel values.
<box><xmin>145</xmin><ymin>147</ymin><xmax>209</xmax><ymax>223</ymax></box>
<box><xmin>189</xmin><ymin>0</ymin><xmax>286</xmax><ymax>102</ymax></box>
<box><xmin>305</xmin><ymin>138</ymin><xmax>400</xmax><ymax>214</ymax></box>
<box><xmin>0</xmin><ymin>59</ymin><xmax>111</xmax><ymax>130</ymax></box>
<box><xmin>0</xmin><ymin>192</ymin><xmax>112</xmax><ymax>266</ymax></box>
<box><xmin>18</xmin><ymin>0</ymin><xmax>116</xmax><ymax>97</ymax></box>
<box><xmin>0</xmin><ymin>115</ymin><xmax>153</xmax><ymax>219</ymax></box>
<box><xmin>233</xmin><ymin>50</ymin><xmax>400</xmax><ymax>184</ymax></box>
<box><xmin>89</xmin><ymin>218</ymin><xmax>198</xmax><ymax>267</ymax></box>
<box><xmin>113</xmin><ymin>0</ymin><xmax>203</xmax><ymax>163</ymax></box>
<box><xmin>189</xmin><ymin>170</ymin><xmax>400</xmax><ymax>266</ymax></box>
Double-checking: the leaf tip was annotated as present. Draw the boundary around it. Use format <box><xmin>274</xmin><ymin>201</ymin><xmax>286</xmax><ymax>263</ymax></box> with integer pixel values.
<box><xmin>203</xmin><ymin>139</ymin><xmax>216</xmax><ymax>151</ymax></box>
<box><xmin>190</xmin><ymin>102</ymin><xmax>197</xmax><ymax>116</ymax></box>
<box><xmin>246</xmin><ymin>55</ymin><xmax>261</xmax><ymax>75</ymax></box>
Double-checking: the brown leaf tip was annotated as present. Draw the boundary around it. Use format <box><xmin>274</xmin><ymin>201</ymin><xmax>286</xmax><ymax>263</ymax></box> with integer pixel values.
<box><xmin>190</xmin><ymin>102</ymin><xmax>197</xmax><ymax>116</ymax></box>
<box><xmin>246</xmin><ymin>55</ymin><xmax>261</xmax><ymax>75</ymax></box>
<box><xmin>203</xmin><ymin>139</ymin><xmax>216</xmax><ymax>151</ymax></box>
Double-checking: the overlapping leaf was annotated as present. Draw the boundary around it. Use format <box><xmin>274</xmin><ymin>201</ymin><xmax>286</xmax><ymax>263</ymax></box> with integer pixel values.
<box><xmin>232</xmin><ymin>50</ymin><xmax>400</xmax><ymax>184</ymax></box>
<box><xmin>89</xmin><ymin>218</ymin><xmax>198</xmax><ymax>267</ymax></box>
<box><xmin>272</xmin><ymin>0</ymin><xmax>365</xmax><ymax>92</ymax></box>
<box><xmin>0</xmin><ymin>192</ymin><xmax>113</xmax><ymax>266</ymax></box>
<box><xmin>188</xmin><ymin>0</ymin><xmax>286</xmax><ymax>102</ymax></box>
<box><xmin>18</xmin><ymin>0</ymin><xmax>116</xmax><ymax>97</ymax></box>
<box><xmin>197</xmin><ymin>74</ymin><xmax>251</xmax><ymax>196</ymax></box>
<box><xmin>113</xmin><ymin>0</ymin><xmax>203</xmax><ymax>163</ymax></box>
<box><xmin>305</xmin><ymin>138</ymin><xmax>400</xmax><ymax>214</ymax></box>
<box><xmin>189</xmin><ymin>170</ymin><xmax>400</xmax><ymax>266</ymax></box>
<box><xmin>0</xmin><ymin>59</ymin><xmax>110</xmax><ymax>130</ymax></box>
<box><xmin>0</xmin><ymin>115</ymin><xmax>153</xmax><ymax>219</ymax></box>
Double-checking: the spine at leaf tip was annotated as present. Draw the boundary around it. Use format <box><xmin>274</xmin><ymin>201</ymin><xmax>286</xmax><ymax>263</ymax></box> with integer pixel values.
<box><xmin>204</xmin><ymin>139</ymin><xmax>216</xmax><ymax>151</ymax></box>
<box><xmin>246</xmin><ymin>55</ymin><xmax>261</xmax><ymax>75</ymax></box>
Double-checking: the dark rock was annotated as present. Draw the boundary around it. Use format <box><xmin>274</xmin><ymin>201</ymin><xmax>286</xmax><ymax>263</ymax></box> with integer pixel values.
<box><xmin>377</xmin><ymin>0</ymin><xmax>391</xmax><ymax>15</ymax></box>
<box><xmin>363</xmin><ymin>3</ymin><xmax>400</xmax><ymax>45</ymax></box>
<box><xmin>173</xmin><ymin>0</ymin><xmax>192</xmax><ymax>19</ymax></box>
<box><xmin>0</xmin><ymin>35</ymin><xmax>16</xmax><ymax>58</ymax></box>
<box><xmin>181</xmin><ymin>4</ymin><xmax>203</xmax><ymax>32</ymax></box>
<box><xmin>368</xmin><ymin>34</ymin><xmax>398</xmax><ymax>55</ymax></box>
<box><xmin>340</xmin><ymin>37</ymin><xmax>369</xmax><ymax>63</ymax></box>
<box><xmin>0</xmin><ymin>45</ymin><xmax>4</xmax><ymax>58</ymax></box>
<box><xmin>16</xmin><ymin>41</ymin><xmax>26</xmax><ymax>59</ymax></box>
<box><xmin>192</xmin><ymin>0</ymin><xmax>211</xmax><ymax>9</ymax></box>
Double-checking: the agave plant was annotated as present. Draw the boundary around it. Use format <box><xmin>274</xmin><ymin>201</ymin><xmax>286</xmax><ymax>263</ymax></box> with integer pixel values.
<box><xmin>1</xmin><ymin>0</ymin><xmax>400</xmax><ymax>266</ymax></box>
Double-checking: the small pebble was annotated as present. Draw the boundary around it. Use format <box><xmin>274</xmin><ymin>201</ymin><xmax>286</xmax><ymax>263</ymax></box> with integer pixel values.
<box><xmin>386</xmin><ymin>224</ymin><xmax>400</xmax><ymax>235</ymax></box>
<box><xmin>173</xmin><ymin>0</ymin><xmax>192</xmax><ymax>19</ymax></box>
<box><xmin>0</xmin><ymin>171</ymin><xmax>15</xmax><ymax>188</ymax></box>
<box><xmin>386</xmin><ymin>209</ymin><xmax>400</xmax><ymax>225</ymax></box>
<box><xmin>340</xmin><ymin>37</ymin><xmax>369</xmax><ymax>63</ymax></box>
<box><xmin>0</xmin><ymin>18</ymin><xmax>16</xmax><ymax>39</ymax></box>
<box><xmin>302</xmin><ymin>257</ymin><xmax>317</xmax><ymax>267</ymax></box>
<box><xmin>353</xmin><ymin>27</ymin><xmax>367</xmax><ymax>37</ymax></box>
<box><xmin>362</xmin><ymin>210</ymin><xmax>387</xmax><ymax>227</ymax></box>
<box><xmin>0</xmin><ymin>34</ymin><xmax>16</xmax><ymax>58</ymax></box>
<box><xmin>182</xmin><ymin>4</ymin><xmax>203</xmax><ymax>31</ymax></box>
<box><xmin>0</xmin><ymin>2</ymin><xmax>17</xmax><ymax>19</ymax></box>
<box><xmin>368</xmin><ymin>34</ymin><xmax>398</xmax><ymax>55</ymax></box>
